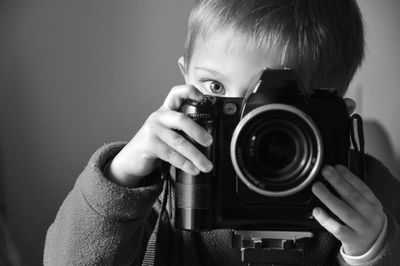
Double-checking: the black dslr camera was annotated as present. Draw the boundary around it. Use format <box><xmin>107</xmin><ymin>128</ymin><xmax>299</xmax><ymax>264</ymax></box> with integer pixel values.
<box><xmin>175</xmin><ymin>69</ymin><xmax>350</xmax><ymax>232</ymax></box>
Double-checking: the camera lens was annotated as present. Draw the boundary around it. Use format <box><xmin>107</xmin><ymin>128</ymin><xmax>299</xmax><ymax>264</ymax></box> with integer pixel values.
<box><xmin>231</xmin><ymin>104</ymin><xmax>323</xmax><ymax>197</ymax></box>
<box><xmin>258</xmin><ymin>131</ymin><xmax>295</xmax><ymax>171</ymax></box>
<box><xmin>253</xmin><ymin>128</ymin><xmax>298</xmax><ymax>176</ymax></box>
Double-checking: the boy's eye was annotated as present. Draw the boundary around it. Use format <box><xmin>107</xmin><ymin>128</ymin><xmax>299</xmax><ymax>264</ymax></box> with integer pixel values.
<box><xmin>204</xmin><ymin>80</ymin><xmax>225</xmax><ymax>95</ymax></box>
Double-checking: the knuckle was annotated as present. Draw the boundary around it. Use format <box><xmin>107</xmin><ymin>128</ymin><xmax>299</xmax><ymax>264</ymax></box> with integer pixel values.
<box><xmin>142</xmin><ymin>120</ymin><xmax>157</xmax><ymax>134</ymax></box>
<box><xmin>184</xmin><ymin>84</ymin><xmax>195</xmax><ymax>91</ymax></box>
<box><xmin>175</xmin><ymin>112</ymin><xmax>187</xmax><ymax>124</ymax></box>
<box><xmin>170</xmin><ymin>85</ymin><xmax>187</xmax><ymax>96</ymax></box>
<box><xmin>141</xmin><ymin>132</ymin><xmax>156</xmax><ymax>150</ymax></box>
<box><xmin>329</xmin><ymin>173</ymin><xmax>341</xmax><ymax>184</ymax></box>
<box><xmin>348</xmin><ymin>191</ymin><xmax>363</xmax><ymax>203</ymax></box>
<box><xmin>167</xmin><ymin>149</ymin><xmax>178</xmax><ymax>161</ymax></box>
<box><xmin>322</xmin><ymin>190</ymin><xmax>334</xmax><ymax>203</ymax></box>
<box><xmin>359</xmin><ymin>187</ymin><xmax>371</xmax><ymax>197</ymax></box>
<box><xmin>166</xmin><ymin>148</ymin><xmax>178</xmax><ymax>160</ymax></box>
<box><xmin>330</xmin><ymin>222</ymin><xmax>344</xmax><ymax>236</ymax></box>
<box><xmin>171</xmin><ymin>133</ymin><xmax>187</xmax><ymax>147</ymax></box>
<box><xmin>167</xmin><ymin>149</ymin><xmax>183</xmax><ymax>165</ymax></box>
<box><xmin>170</xmin><ymin>85</ymin><xmax>181</xmax><ymax>93</ymax></box>
<box><xmin>147</xmin><ymin>111</ymin><xmax>161</xmax><ymax>123</ymax></box>
<box><xmin>342</xmin><ymin>209</ymin><xmax>357</xmax><ymax>222</ymax></box>
<box><xmin>182</xmin><ymin>160</ymin><xmax>195</xmax><ymax>172</ymax></box>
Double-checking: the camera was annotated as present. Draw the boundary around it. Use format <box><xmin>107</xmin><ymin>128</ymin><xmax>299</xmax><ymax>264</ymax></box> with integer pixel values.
<box><xmin>175</xmin><ymin>69</ymin><xmax>351</xmax><ymax>232</ymax></box>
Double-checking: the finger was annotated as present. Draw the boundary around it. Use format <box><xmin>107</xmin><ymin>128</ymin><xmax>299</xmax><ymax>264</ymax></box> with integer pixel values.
<box><xmin>155</xmin><ymin>125</ymin><xmax>213</xmax><ymax>173</ymax></box>
<box><xmin>157</xmin><ymin>109</ymin><xmax>213</xmax><ymax>147</ymax></box>
<box><xmin>152</xmin><ymin>135</ymin><xmax>201</xmax><ymax>176</ymax></box>
<box><xmin>322</xmin><ymin>165</ymin><xmax>373</xmax><ymax>217</ymax></box>
<box><xmin>163</xmin><ymin>85</ymin><xmax>204</xmax><ymax>110</ymax></box>
<box><xmin>312</xmin><ymin>182</ymin><xmax>364</xmax><ymax>230</ymax></box>
<box><xmin>335</xmin><ymin>165</ymin><xmax>382</xmax><ymax>208</ymax></box>
<box><xmin>313</xmin><ymin>207</ymin><xmax>354</xmax><ymax>242</ymax></box>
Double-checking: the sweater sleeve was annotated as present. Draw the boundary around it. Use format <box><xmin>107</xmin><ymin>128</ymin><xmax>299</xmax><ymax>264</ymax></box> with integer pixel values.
<box><xmin>362</xmin><ymin>154</ymin><xmax>400</xmax><ymax>265</ymax></box>
<box><xmin>43</xmin><ymin>142</ymin><xmax>163</xmax><ymax>266</ymax></box>
<box><xmin>337</xmin><ymin>153</ymin><xmax>400</xmax><ymax>266</ymax></box>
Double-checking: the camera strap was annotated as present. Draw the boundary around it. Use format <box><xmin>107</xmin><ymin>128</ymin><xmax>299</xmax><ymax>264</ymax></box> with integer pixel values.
<box><xmin>349</xmin><ymin>114</ymin><xmax>366</xmax><ymax>181</ymax></box>
<box><xmin>142</xmin><ymin>163</ymin><xmax>171</xmax><ymax>266</ymax></box>
<box><xmin>231</xmin><ymin>230</ymin><xmax>313</xmax><ymax>266</ymax></box>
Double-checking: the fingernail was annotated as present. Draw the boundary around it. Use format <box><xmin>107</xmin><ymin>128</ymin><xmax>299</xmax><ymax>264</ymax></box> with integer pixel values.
<box><xmin>313</xmin><ymin>208</ymin><xmax>320</xmax><ymax>216</ymax></box>
<box><xmin>312</xmin><ymin>182</ymin><xmax>322</xmax><ymax>193</ymax></box>
<box><xmin>335</xmin><ymin>164</ymin><xmax>346</xmax><ymax>173</ymax></box>
<box><xmin>191</xmin><ymin>167</ymin><xmax>200</xmax><ymax>176</ymax></box>
<box><xmin>204</xmin><ymin>161</ymin><xmax>213</xmax><ymax>172</ymax></box>
<box><xmin>205</xmin><ymin>135</ymin><xmax>213</xmax><ymax>146</ymax></box>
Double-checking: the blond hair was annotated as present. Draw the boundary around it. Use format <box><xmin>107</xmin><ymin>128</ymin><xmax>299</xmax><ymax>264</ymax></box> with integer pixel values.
<box><xmin>183</xmin><ymin>0</ymin><xmax>364</xmax><ymax>95</ymax></box>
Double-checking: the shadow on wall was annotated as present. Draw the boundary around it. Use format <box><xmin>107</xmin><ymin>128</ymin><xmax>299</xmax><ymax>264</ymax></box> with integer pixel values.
<box><xmin>363</xmin><ymin>119</ymin><xmax>400</xmax><ymax>180</ymax></box>
<box><xmin>0</xmin><ymin>143</ymin><xmax>4</xmax><ymax>216</ymax></box>
<box><xmin>0</xmin><ymin>143</ymin><xmax>23</xmax><ymax>266</ymax></box>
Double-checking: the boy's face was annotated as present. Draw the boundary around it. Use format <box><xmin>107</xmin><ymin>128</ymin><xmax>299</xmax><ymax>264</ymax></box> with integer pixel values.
<box><xmin>179</xmin><ymin>31</ymin><xmax>281</xmax><ymax>98</ymax></box>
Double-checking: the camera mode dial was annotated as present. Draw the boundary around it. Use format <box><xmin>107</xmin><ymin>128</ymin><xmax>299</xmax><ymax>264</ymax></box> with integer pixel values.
<box><xmin>181</xmin><ymin>96</ymin><xmax>216</xmax><ymax>120</ymax></box>
<box><xmin>184</xmin><ymin>95</ymin><xmax>216</xmax><ymax>106</ymax></box>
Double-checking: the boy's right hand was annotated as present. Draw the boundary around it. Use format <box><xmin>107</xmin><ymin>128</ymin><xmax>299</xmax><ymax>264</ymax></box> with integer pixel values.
<box><xmin>106</xmin><ymin>85</ymin><xmax>214</xmax><ymax>187</ymax></box>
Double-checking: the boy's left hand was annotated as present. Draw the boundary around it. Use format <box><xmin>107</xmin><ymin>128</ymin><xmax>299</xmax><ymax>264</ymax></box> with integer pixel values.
<box><xmin>312</xmin><ymin>165</ymin><xmax>385</xmax><ymax>256</ymax></box>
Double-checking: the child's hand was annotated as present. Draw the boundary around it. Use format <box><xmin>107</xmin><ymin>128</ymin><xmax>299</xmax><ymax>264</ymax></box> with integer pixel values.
<box><xmin>107</xmin><ymin>85</ymin><xmax>213</xmax><ymax>187</ymax></box>
<box><xmin>312</xmin><ymin>165</ymin><xmax>385</xmax><ymax>256</ymax></box>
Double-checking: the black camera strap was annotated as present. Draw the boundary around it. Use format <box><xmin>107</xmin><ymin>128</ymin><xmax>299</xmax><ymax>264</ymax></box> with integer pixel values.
<box><xmin>142</xmin><ymin>163</ymin><xmax>171</xmax><ymax>266</ymax></box>
<box><xmin>349</xmin><ymin>114</ymin><xmax>366</xmax><ymax>181</ymax></box>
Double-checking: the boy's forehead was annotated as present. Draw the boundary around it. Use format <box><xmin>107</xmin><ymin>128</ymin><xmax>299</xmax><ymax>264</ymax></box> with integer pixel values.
<box><xmin>199</xmin><ymin>30</ymin><xmax>263</xmax><ymax>58</ymax></box>
<box><xmin>190</xmin><ymin>30</ymin><xmax>281</xmax><ymax>71</ymax></box>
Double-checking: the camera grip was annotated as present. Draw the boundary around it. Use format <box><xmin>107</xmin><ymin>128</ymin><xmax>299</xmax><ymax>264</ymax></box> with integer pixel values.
<box><xmin>174</xmin><ymin>133</ymin><xmax>214</xmax><ymax>231</ymax></box>
<box><xmin>175</xmin><ymin>99</ymin><xmax>216</xmax><ymax>231</ymax></box>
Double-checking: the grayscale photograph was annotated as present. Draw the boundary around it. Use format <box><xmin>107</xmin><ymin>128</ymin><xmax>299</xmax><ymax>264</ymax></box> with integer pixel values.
<box><xmin>0</xmin><ymin>0</ymin><xmax>399</xmax><ymax>265</ymax></box>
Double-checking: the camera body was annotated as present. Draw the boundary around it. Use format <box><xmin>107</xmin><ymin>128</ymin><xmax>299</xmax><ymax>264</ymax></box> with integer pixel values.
<box><xmin>175</xmin><ymin>69</ymin><xmax>351</xmax><ymax>232</ymax></box>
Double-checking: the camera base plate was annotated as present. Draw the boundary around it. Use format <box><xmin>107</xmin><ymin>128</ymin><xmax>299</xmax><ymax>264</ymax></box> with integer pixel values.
<box><xmin>231</xmin><ymin>230</ymin><xmax>313</xmax><ymax>266</ymax></box>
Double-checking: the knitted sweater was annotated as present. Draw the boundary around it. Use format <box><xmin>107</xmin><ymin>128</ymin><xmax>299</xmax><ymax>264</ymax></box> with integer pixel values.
<box><xmin>44</xmin><ymin>142</ymin><xmax>400</xmax><ymax>265</ymax></box>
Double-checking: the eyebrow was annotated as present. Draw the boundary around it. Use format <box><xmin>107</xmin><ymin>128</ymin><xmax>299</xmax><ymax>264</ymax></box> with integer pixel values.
<box><xmin>194</xmin><ymin>66</ymin><xmax>223</xmax><ymax>77</ymax></box>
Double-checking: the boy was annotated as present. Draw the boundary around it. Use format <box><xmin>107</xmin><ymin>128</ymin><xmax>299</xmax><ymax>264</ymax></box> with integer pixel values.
<box><xmin>44</xmin><ymin>0</ymin><xmax>400</xmax><ymax>265</ymax></box>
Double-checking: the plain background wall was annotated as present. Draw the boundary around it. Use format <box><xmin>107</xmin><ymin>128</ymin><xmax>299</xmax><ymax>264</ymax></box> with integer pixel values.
<box><xmin>0</xmin><ymin>0</ymin><xmax>399</xmax><ymax>265</ymax></box>
<box><xmin>0</xmin><ymin>1</ymin><xmax>194</xmax><ymax>264</ymax></box>
<box><xmin>347</xmin><ymin>0</ymin><xmax>400</xmax><ymax>178</ymax></box>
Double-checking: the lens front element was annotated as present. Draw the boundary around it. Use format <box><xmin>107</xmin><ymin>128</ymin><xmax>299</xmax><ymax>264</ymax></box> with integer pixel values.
<box><xmin>231</xmin><ymin>104</ymin><xmax>323</xmax><ymax>197</ymax></box>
